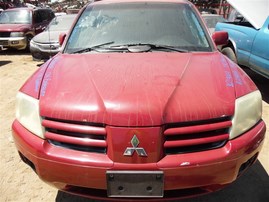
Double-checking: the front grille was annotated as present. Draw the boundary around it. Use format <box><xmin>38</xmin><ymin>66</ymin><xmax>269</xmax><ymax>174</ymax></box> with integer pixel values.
<box><xmin>164</xmin><ymin>117</ymin><xmax>231</xmax><ymax>154</ymax></box>
<box><xmin>33</xmin><ymin>41</ymin><xmax>59</xmax><ymax>50</ymax></box>
<box><xmin>0</xmin><ymin>32</ymin><xmax>10</xmax><ymax>37</ymax></box>
<box><xmin>42</xmin><ymin>118</ymin><xmax>107</xmax><ymax>154</ymax></box>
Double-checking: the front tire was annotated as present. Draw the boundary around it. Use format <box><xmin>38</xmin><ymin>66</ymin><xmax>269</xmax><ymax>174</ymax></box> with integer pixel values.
<box><xmin>26</xmin><ymin>35</ymin><xmax>33</xmax><ymax>51</ymax></box>
<box><xmin>221</xmin><ymin>47</ymin><xmax>237</xmax><ymax>63</ymax></box>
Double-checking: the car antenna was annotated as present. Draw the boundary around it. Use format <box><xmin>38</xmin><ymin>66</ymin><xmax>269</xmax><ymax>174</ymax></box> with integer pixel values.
<box><xmin>48</xmin><ymin>20</ymin><xmax>52</xmax><ymax>58</ymax></box>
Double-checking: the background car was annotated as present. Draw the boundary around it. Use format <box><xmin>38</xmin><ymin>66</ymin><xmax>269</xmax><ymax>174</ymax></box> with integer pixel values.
<box><xmin>216</xmin><ymin>0</ymin><xmax>269</xmax><ymax>78</ymax></box>
<box><xmin>30</xmin><ymin>14</ymin><xmax>76</xmax><ymax>60</ymax></box>
<box><xmin>202</xmin><ymin>14</ymin><xmax>227</xmax><ymax>34</ymax></box>
<box><xmin>0</xmin><ymin>7</ymin><xmax>54</xmax><ymax>50</ymax></box>
<box><xmin>0</xmin><ymin>1</ymin><xmax>14</xmax><ymax>10</ymax></box>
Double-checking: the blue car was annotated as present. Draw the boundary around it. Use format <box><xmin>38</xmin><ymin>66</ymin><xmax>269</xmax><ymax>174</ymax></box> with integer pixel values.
<box><xmin>216</xmin><ymin>0</ymin><xmax>269</xmax><ymax>79</ymax></box>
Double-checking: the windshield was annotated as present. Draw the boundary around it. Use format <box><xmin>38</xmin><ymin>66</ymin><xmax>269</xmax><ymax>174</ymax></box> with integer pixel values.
<box><xmin>0</xmin><ymin>10</ymin><xmax>31</xmax><ymax>24</ymax></box>
<box><xmin>65</xmin><ymin>2</ymin><xmax>212</xmax><ymax>53</ymax></box>
<box><xmin>47</xmin><ymin>15</ymin><xmax>75</xmax><ymax>31</ymax></box>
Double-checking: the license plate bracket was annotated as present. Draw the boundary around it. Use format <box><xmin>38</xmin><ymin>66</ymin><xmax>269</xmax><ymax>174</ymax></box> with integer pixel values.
<box><xmin>106</xmin><ymin>171</ymin><xmax>164</xmax><ymax>198</ymax></box>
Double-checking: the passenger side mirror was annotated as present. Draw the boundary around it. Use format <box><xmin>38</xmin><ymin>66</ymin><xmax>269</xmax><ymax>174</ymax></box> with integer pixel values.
<box><xmin>59</xmin><ymin>33</ymin><xmax>66</xmax><ymax>46</ymax></box>
<box><xmin>212</xmin><ymin>31</ymin><xmax>228</xmax><ymax>46</ymax></box>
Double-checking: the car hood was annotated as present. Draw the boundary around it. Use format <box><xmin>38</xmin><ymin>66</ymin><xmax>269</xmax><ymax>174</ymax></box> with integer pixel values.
<box><xmin>32</xmin><ymin>30</ymin><xmax>62</xmax><ymax>44</ymax></box>
<box><xmin>39</xmin><ymin>52</ymin><xmax>236</xmax><ymax>126</ymax></box>
<box><xmin>228</xmin><ymin>0</ymin><xmax>269</xmax><ymax>29</ymax></box>
<box><xmin>0</xmin><ymin>23</ymin><xmax>30</xmax><ymax>32</ymax></box>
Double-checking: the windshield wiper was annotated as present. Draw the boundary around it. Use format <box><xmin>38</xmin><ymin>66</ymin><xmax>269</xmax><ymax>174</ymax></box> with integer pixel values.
<box><xmin>108</xmin><ymin>43</ymin><xmax>189</xmax><ymax>53</ymax></box>
<box><xmin>71</xmin><ymin>41</ymin><xmax>115</xmax><ymax>54</ymax></box>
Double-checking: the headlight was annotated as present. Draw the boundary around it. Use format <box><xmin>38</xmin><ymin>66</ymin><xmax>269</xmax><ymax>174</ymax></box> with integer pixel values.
<box><xmin>16</xmin><ymin>92</ymin><xmax>44</xmax><ymax>138</ymax></box>
<box><xmin>10</xmin><ymin>32</ymin><xmax>24</xmax><ymax>37</ymax></box>
<box><xmin>229</xmin><ymin>90</ymin><xmax>262</xmax><ymax>139</ymax></box>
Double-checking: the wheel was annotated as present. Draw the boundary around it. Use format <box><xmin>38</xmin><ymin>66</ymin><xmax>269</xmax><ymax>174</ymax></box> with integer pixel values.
<box><xmin>221</xmin><ymin>47</ymin><xmax>237</xmax><ymax>63</ymax></box>
<box><xmin>26</xmin><ymin>35</ymin><xmax>33</xmax><ymax>51</ymax></box>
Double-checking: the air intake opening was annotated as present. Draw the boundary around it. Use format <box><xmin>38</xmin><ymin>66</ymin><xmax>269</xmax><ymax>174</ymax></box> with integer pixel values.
<box><xmin>238</xmin><ymin>153</ymin><xmax>258</xmax><ymax>177</ymax></box>
<box><xmin>18</xmin><ymin>152</ymin><xmax>36</xmax><ymax>173</ymax></box>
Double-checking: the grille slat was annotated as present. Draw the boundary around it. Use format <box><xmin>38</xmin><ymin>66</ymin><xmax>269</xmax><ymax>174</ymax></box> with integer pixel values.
<box><xmin>42</xmin><ymin>118</ymin><xmax>107</xmax><ymax>154</ymax></box>
<box><xmin>45</xmin><ymin>131</ymin><xmax>107</xmax><ymax>147</ymax></box>
<box><xmin>42</xmin><ymin>119</ymin><xmax>106</xmax><ymax>135</ymax></box>
<box><xmin>164</xmin><ymin>118</ymin><xmax>231</xmax><ymax>154</ymax></box>
<box><xmin>164</xmin><ymin>121</ymin><xmax>232</xmax><ymax>136</ymax></box>
<box><xmin>164</xmin><ymin>133</ymin><xmax>229</xmax><ymax>148</ymax></box>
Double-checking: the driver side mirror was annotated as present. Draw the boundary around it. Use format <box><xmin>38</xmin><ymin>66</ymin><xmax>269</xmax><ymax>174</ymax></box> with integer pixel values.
<box><xmin>59</xmin><ymin>33</ymin><xmax>66</xmax><ymax>46</ymax></box>
<box><xmin>212</xmin><ymin>31</ymin><xmax>228</xmax><ymax>46</ymax></box>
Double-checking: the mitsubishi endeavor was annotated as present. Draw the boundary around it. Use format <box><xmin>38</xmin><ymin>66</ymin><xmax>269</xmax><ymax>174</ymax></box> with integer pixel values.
<box><xmin>12</xmin><ymin>0</ymin><xmax>266</xmax><ymax>200</ymax></box>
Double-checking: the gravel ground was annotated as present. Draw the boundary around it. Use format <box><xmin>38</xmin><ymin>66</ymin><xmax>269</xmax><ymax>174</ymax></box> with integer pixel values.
<box><xmin>0</xmin><ymin>52</ymin><xmax>268</xmax><ymax>202</ymax></box>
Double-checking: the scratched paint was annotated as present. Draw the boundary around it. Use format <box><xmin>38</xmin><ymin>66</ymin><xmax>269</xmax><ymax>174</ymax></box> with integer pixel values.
<box><xmin>40</xmin><ymin>57</ymin><xmax>59</xmax><ymax>97</ymax></box>
<box><xmin>35</xmin><ymin>70</ymin><xmax>45</xmax><ymax>93</ymax></box>
<box><xmin>38</xmin><ymin>52</ymin><xmax>235</xmax><ymax>126</ymax></box>
<box><xmin>40</xmin><ymin>72</ymin><xmax>52</xmax><ymax>97</ymax></box>
<box><xmin>229</xmin><ymin>61</ymin><xmax>243</xmax><ymax>85</ymax></box>
<box><xmin>221</xmin><ymin>56</ymin><xmax>234</xmax><ymax>87</ymax></box>
<box><xmin>33</xmin><ymin>61</ymin><xmax>50</xmax><ymax>94</ymax></box>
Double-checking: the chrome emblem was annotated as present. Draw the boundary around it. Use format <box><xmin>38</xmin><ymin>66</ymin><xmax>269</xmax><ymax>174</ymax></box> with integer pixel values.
<box><xmin>124</xmin><ymin>135</ymin><xmax>147</xmax><ymax>157</ymax></box>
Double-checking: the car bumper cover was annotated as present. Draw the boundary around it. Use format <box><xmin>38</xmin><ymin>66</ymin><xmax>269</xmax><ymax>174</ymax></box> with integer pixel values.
<box><xmin>30</xmin><ymin>41</ymin><xmax>59</xmax><ymax>60</ymax></box>
<box><xmin>0</xmin><ymin>37</ymin><xmax>27</xmax><ymax>50</ymax></box>
<box><xmin>12</xmin><ymin>119</ymin><xmax>266</xmax><ymax>199</ymax></box>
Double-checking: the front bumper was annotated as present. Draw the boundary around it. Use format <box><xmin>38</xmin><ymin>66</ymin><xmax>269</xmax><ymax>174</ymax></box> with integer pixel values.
<box><xmin>30</xmin><ymin>41</ymin><xmax>59</xmax><ymax>60</ymax></box>
<box><xmin>0</xmin><ymin>37</ymin><xmax>27</xmax><ymax>50</ymax></box>
<box><xmin>12</xmin><ymin>120</ymin><xmax>266</xmax><ymax>200</ymax></box>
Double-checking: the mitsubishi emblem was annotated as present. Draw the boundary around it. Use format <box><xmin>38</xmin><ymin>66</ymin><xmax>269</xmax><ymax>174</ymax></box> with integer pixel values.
<box><xmin>124</xmin><ymin>135</ymin><xmax>147</xmax><ymax>157</ymax></box>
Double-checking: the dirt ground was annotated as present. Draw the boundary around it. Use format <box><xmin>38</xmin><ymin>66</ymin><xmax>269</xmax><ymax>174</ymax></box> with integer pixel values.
<box><xmin>0</xmin><ymin>52</ymin><xmax>268</xmax><ymax>202</ymax></box>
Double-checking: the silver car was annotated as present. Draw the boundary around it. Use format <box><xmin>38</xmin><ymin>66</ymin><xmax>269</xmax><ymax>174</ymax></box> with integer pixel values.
<box><xmin>202</xmin><ymin>14</ymin><xmax>227</xmax><ymax>34</ymax></box>
<box><xmin>30</xmin><ymin>14</ymin><xmax>76</xmax><ymax>60</ymax></box>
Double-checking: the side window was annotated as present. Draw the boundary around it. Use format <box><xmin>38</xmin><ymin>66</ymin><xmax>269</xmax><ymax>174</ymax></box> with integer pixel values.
<box><xmin>40</xmin><ymin>10</ymin><xmax>49</xmax><ymax>22</ymax></box>
<box><xmin>33</xmin><ymin>11</ymin><xmax>42</xmax><ymax>24</ymax></box>
<box><xmin>49</xmin><ymin>10</ymin><xmax>55</xmax><ymax>21</ymax></box>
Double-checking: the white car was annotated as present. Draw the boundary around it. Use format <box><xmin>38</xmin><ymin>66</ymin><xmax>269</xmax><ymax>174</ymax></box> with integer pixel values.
<box><xmin>202</xmin><ymin>14</ymin><xmax>227</xmax><ymax>34</ymax></box>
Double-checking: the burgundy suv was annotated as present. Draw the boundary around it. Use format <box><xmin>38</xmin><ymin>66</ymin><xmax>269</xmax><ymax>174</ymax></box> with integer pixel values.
<box><xmin>0</xmin><ymin>7</ymin><xmax>54</xmax><ymax>50</ymax></box>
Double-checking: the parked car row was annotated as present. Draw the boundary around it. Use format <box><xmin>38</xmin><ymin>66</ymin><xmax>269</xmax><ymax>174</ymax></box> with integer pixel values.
<box><xmin>30</xmin><ymin>14</ymin><xmax>76</xmax><ymax>60</ymax></box>
<box><xmin>0</xmin><ymin>6</ymin><xmax>77</xmax><ymax>60</ymax></box>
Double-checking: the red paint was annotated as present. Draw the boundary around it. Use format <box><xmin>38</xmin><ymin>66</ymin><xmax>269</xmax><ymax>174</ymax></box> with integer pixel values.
<box><xmin>12</xmin><ymin>119</ymin><xmax>266</xmax><ymax>199</ymax></box>
<box><xmin>212</xmin><ymin>31</ymin><xmax>228</xmax><ymax>46</ymax></box>
<box><xmin>106</xmin><ymin>126</ymin><xmax>163</xmax><ymax>163</ymax></box>
<box><xmin>38</xmin><ymin>52</ymin><xmax>238</xmax><ymax>126</ymax></box>
<box><xmin>164</xmin><ymin>120</ymin><xmax>232</xmax><ymax>135</ymax></box>
<box><xmin>12</xmin><ymin>0</ymin><xmax>266</xmax><ymax>200</ymax></box>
